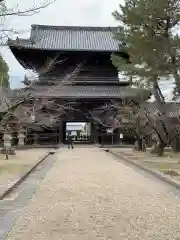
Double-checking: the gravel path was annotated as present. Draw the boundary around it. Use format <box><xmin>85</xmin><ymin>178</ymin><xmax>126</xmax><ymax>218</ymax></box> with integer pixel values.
<box><xmin>5</xmin><ymin>148</ymin><xmax>180</xmax><ymax>240</ymax></box>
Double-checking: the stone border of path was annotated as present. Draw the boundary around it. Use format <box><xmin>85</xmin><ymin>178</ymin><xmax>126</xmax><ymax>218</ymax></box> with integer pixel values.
<box><xmin>107</xmin><ymin>149</ymin><xmax>180</xmax><ymax>189</ymax></box>
<box><xmin>0</xmin><ymin>149</ymin><xmax>56</xmax><ymax>200</ymax></box>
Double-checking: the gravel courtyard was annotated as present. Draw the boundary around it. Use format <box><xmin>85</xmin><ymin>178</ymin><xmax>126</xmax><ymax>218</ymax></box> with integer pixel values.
<box><xmin>5</xmin><ymin>147</ymin><xmax>180</xmax><ymax>239</ymax></box>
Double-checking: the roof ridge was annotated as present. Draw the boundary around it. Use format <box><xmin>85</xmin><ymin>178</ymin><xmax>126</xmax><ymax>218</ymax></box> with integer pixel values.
<box><xmin>31</xmin><ymin>24</ymin><xmax>120</xmax><ymax>32</ymax></box>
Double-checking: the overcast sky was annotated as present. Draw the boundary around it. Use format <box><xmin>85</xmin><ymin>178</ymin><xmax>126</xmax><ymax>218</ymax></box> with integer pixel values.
<box><xmin>0</xmin><ymin>0</ymin><xmax>122</xmax><ymax>88</ymax></box>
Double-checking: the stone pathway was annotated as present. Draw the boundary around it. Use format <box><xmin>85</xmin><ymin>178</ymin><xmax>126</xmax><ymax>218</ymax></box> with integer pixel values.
<box><xmin>5</xmin><ymin>148</ymin><xmax>180</xmax><ymax>239</ymax></box>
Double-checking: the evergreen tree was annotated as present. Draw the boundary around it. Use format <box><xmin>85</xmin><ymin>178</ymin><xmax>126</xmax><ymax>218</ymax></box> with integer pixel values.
<box><xmin>0</xmin><ymin>54</ymin><xmax>9</xmax><ymax>88</ymax></box>
<box><xmin>112</xmin><ymin>0</ymin><xmax>180</xmax><ymax>100</ymax></box>
<box><xmin>112</xmin><ymin>0</ymin><xmax>180</xmax><ymax>155</ymax></box>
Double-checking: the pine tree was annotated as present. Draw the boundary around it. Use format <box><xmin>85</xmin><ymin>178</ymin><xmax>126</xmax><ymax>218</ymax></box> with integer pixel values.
<box><xmin>112</xmin><ymin>0</ymin><xmax>180</xmax><ymax>100</ymax></box>
<box><xmin>0</xmin><ymin>54</ymin><xmax>9</xmax><ymax>88</ymax></box>
<box><xmin>112</xmin><ymin>0</ymin><xmax>180</xmax><ymax>155</ymax></box>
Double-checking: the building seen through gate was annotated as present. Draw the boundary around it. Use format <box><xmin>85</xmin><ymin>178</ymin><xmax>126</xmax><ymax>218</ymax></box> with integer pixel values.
<box><xmin>65</xmin><ymin>122</ymin><xmax>91</xmax><ymax>143</ymax></box>
<box><xmin>8</xmin><ymin>25</ymin><xmax>151</xmax><ymax>146</ymax></box>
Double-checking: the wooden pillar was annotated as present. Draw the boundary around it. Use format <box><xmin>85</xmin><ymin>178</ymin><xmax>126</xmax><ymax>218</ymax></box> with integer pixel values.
<box><xmin>91</xmin><ymin>122</ymin><xmax>99</xmax><ymax>144</ymax></box>
<box><xmin>114</xmin><ymin>128</ymin><xmax>121</xmax><ymax>145</ymax></box>
<box><xmin>58</xmin><ymin>121</ymin><xmax>64</xmax><ymax>144</ymax></box>
<box><xmin>33</xmin><ymin>133</ymin><xmax>38</xmax><ymax>145</ymax></box>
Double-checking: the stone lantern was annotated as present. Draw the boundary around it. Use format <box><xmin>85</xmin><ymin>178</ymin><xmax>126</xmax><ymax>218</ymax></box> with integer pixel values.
<box><xmin>18</xmin><ymin>128</ymin><xmax>26</xmax><ymax>147</ymax></box>
<box><xmin>3</xmin><ymin>131</ymin><xmax>12</xmax><ymax>149</ymax></box>
<box><xmin>2</xmin><ymin>131</ymin><xmax>15</xmax><ymax>159</ymax></box>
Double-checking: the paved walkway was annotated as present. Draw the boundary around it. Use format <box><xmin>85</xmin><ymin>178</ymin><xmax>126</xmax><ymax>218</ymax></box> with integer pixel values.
<box><xmin>5</xmin><ymin>148</ymin><xmax>180</xmax><ymax>239</ymax></box>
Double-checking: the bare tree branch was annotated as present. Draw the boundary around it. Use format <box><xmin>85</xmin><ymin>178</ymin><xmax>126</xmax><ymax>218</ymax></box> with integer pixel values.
<box><xmin>0</xmin><ymin>0</ymin><xmax>56</xmax><ymax>17</ymax></box>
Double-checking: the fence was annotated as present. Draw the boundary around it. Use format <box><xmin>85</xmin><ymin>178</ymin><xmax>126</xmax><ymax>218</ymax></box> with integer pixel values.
<box><xmin>26</xmin><ymin>133</ymin><xmax>60</xmax><ymax>145</ymax></box>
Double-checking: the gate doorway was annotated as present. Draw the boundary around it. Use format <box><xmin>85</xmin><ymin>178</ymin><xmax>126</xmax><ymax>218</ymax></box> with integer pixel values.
<box><xmin>64</xmin><ymin>122</ymin><xmax>92</xmax><ymax>143</ymax></box>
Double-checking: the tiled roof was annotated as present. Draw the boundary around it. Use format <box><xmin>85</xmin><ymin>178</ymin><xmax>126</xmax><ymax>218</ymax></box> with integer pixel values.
<box><xmin>140</xmin><ymin>102</ymin><xmax>180</xmax><ymax>117</ymax></box>
<box><xmin>30</xmin><ymin>85</ymin><xmax>151</xmax><ymax>100</ymax></box>
<box><xmin>8</xmin><ymin>24</ymin><xmax>121</xmax><ymax>52</ymax></box>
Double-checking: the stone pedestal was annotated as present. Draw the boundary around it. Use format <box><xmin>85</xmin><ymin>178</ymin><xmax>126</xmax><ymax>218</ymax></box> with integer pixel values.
<box><xmin>2</xmin><ymin>132</ymin><xmax>15</xmax><ymax>157</ymax></box>
<box><xmin>18</xmin><ymin>130</ymin><xmax>26</xmax><ymax>147</ymax></box>
<box><xmin>3</xmin><ymin>132</ymin><xmax>12</xmax><ymax>149</ymax></box>
<box><xmin>33</xmin><ymin>133</ymin><xmax>38</xmax><ymax>145</ymax></box>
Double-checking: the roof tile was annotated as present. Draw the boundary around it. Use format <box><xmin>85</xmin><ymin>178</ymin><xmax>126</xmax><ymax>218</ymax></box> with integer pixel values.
<box><xmin>8</xmin><ymin>25</ymin><xmax>121</xmax><ymax>52</ymax></box>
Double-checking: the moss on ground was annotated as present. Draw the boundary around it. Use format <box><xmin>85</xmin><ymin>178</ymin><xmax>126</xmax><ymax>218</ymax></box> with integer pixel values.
<box><xmin>142</xmin><ymin>162</ymin><xmax>180</xmax><ymax>170</ymax></box>
<box><xmin>0</xmin><ymin>164</ymin><xmax>30</xmax><ymax>175</ymax></box>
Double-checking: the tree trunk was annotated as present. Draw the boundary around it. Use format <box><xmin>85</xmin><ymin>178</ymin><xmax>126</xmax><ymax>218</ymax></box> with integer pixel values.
<box><xmin>151</xmin><ymin>141</ymin><xmax>158</xmax><ymax>154</ymax></box>
<box><xmin>151</xmin><ymin>139</ymin><xmax>166</xmax><ymax>156</ymax></box>
<box><xmin>151</xmin><ymin>142</ymin><xmax>165</xmax><ymax>156</ymax></box>
<box><xmin>5</xmin><ymin>148</ymin><xmax>8</xmax><ymax>160</ymax></box>
<box><xmin>152</xmin><ymin>80</ymin><xmax>165</xmax><ymax>104</ymax></box>
<box><xmin>142</xmin><ymin>137</ymin><xmax>146</xmax><ymax>152</ymax></box>
<box><xmin>134</xmin><ymin>137</ymin><xmax>143</xmax><ymax>151</ymax></box>
<box><xmin>138</xmin><ymin>139</ymin><xmax>143</xmax><ymax>151</ymax></box>
<box><xmin>172</xmin><ymin>71</ymin><xmax>180</xmax><ymax>97</ymax></box>
<box><xmin>156</xmin><ymin>142</ymin><xmax>166</xmax><ymax>156</ymax></box>
<box><xmin>171</xmin><ymin>136</ymin><xmax>180</xmax><ymax>152</ymax></box>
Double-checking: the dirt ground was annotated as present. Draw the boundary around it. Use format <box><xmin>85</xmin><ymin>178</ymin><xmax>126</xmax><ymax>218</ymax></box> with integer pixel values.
<box><xmin>111</xmin><ymin>148</ymin><xmax>180</xmax><ymax>180</ymax></box>
<box><xmin>0</xmin><ymin>149</ymin><xmax>49</xmax><ymax>197</ymax></box>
